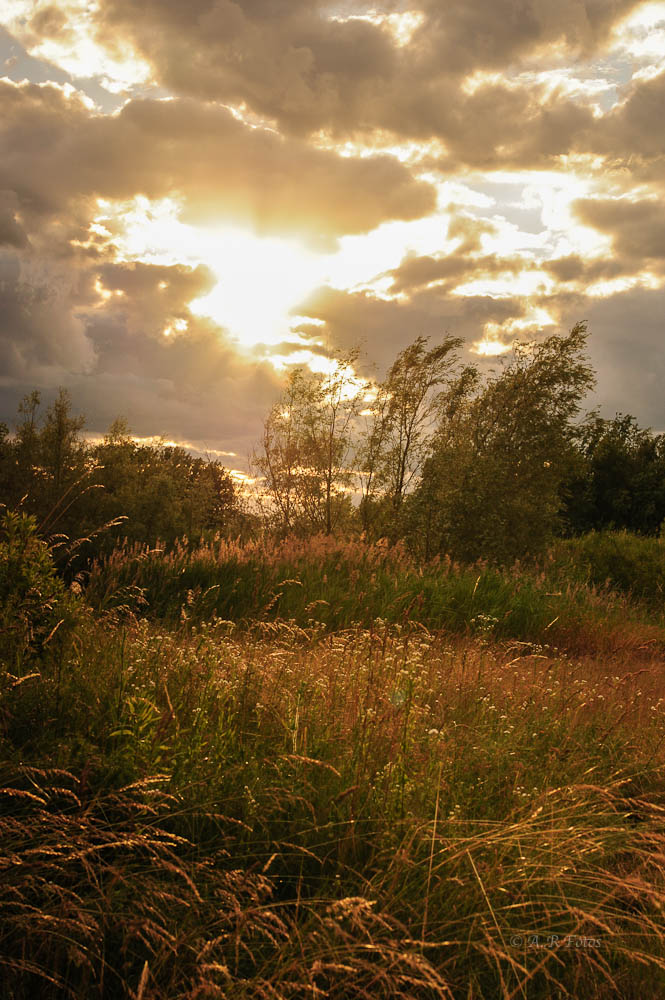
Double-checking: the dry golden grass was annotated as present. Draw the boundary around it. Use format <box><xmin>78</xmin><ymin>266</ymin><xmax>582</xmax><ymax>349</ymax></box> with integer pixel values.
<box><xmin>4</xmin><ymin>612</ymin><xmax>665</xmax><ymax>998</ymax></box>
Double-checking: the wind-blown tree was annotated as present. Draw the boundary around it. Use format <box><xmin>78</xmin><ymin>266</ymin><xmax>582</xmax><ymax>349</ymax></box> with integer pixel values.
<box><xmin>306</xmin><ymin>354</ymin><xmax>363</xmax><ymax>535</ymax></box>
<box><xmin>39</xmin><ymin>388</ymin><xmax>88</xmax><ymax>525</ymax></box>
<box><xmin>255</xmin><ymin>371</ymin><xmax>308</xmax><ymax>535</ymax></box>
<box><xmin>359</xmin><ymin>335</ymin><xmax>472</xmax><ymax>536</ymax></box>
<box><xmin>253</xmin><ymin>356</ymin><xmax>362</xmax><ymax>536</ymax></box>
<box><xmin>410</xmin><ymin>323</ymin><xmax>595</xmax><ymax>563</ymax></box>
<box><xmin>15</xmin><ymin>390</ymin><xmax>42</xmax><ymax>488</ymax></box>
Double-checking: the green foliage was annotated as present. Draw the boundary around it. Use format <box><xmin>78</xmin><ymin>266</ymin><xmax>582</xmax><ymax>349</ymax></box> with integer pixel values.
<box><xmin>562</xmin><ymin>412</ymin><xmax>665</xmax><ymax>536</ymax></box>
<box><xmin>3</xmin><ymin>389</ymin><xmax>89</xmax><ymax>538</ymax></box>
<box><xmin>0</xmin><ymin>391</ymin><xmax>242</xmax><ymax>563</ymax></box>
<box><xmin>553</xmin><ymin>530</ymin><xmax>665</xmax><ymax>607</ymax></box>
<box><xmin>0</xmin><ymin>508</ymin><xmax>79</xmax><ymax>668</ymax></box>
<box><xmin>253</xmin><ymin>357</ymin><xmax>362</xmax><ymax>536</ymax></box>
<box><xmin>85</xmin><ymin>534</ymin><xmax>661</xmax><ymax>656</ymax></box>
<box><xmin>88</xmin><ymin>429</ymin><xmax>241</xmax><ymax>548</ymax></box>
<box><xmin>40</xmin><ymin>388</ymin><xmax>87</xmax><ymax>499</ymax></box>
<box><xmin>411</xmin><ymin>323</ymin><xmax>595</xmax><ymax>563</ymax></box>
<box><xmin>6</xmin><ymin>324</ymin><xmax>665</xmax><ymax>998</ymax></box>
<box><xmin>359</xmin><ymin>335</ymin><xmax>470</xmax><ymax>536</ymax></box>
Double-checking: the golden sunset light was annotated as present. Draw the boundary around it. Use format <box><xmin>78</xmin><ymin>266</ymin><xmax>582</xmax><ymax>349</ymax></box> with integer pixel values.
<box><xmin>5</xmin><ymin>6</ymin><xmax>665</xmax><ymax>992</ymax></box>
<box><xmin>1</xmin><ymin>0</ymin><xmax>664</xmax><ymax>463</ymax></box>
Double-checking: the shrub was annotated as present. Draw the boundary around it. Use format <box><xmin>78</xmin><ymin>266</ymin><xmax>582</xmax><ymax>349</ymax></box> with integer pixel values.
<box><xmin>0</xmin><ymin>508</ymin><xmax>79</xmax><ymax>668</ymax></box>
<box><xmin>553</xmin><ymin>531</ymin><xmax>665</xmax><ymax>607</ymax></box>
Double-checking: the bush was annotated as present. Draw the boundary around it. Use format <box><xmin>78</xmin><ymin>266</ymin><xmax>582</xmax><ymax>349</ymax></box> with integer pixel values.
<box><xmin>553</xmin><ymin>531</ymin><xmax>665</xmax><ymax>608</ymax></box>
<box><xmin>0</xmin><ymin>509</ymin><xmax>79</xmax><ymax>668</ymax></box>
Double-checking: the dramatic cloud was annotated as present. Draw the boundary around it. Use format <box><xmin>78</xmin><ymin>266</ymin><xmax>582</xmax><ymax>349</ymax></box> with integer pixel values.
<box><xmin>599</xmin><ymin>69</ymin><xmax>665</xmax><ymax>165</ymax></box>
<box><xmin>1</xmin><ymin>0</ymin><xmax>664</xmax><ymax>460</ymax></box>
<box><xmin>0</xmin><ymin>191</ymin><xmax>28</xmax><ymax>248</ymax></box>
<box><xmin>0</xmin><ymin>247</ymin><xmax>95</xmax><ymax>380</ymax></box>
<box><xmin>573</xmin><ymin>195</ymin><xmax>665</xmax><ymax>266</ymax></box>
<box><xmin>78</xmin><ymin>0</ymin><xmax>645</xmax><ymax>139</ymax></box>
<box><xmin>0</xmin><ymin>81</ymin><xmax>436</xmax><ymax>245</ymax></box>
<box><xmin>584</xmin><ymin>285</ymin><xmax>665</xmax><ymax>430</ymax></box>
<box><xmin>294</xmin><ymin>283</ymin><xmax>527</xmax><ymax>374</ymax></box>
<box><xmin>0</xmin><ymin>247</ymin><xmax>282</xmax><ymax>458</ymax></box>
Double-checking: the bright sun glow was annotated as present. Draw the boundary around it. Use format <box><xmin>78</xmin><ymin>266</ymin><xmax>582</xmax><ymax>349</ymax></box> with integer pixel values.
<box><xmin>472</xmin><ymin>338</ymin><xmax>510</xmax><ymax>357</ymax></box>
<box><xmin>88</xmin><ymin>194</ymin><xmax>461</xmax><ymax>356</ymax></box>
<box><xmin>190</xmin><ymin>232</ymin><xmax>325</xmax><ymax>350</ymax></box>
<box><xmin>94</xmin><ymin>197</ymin><xmax>322</xmax><ymax>349</ymax></box>
<box><xmin>82</xmin><ymin>152</ymin><xmax>634</xmax><ymax>374</ymax></box>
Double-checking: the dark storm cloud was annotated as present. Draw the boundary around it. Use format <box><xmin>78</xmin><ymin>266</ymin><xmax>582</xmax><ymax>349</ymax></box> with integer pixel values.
<box><xmin>80</xmin><ymin>312</ymin><xmax>282</xmax><ymax>454</ymax></box>
<box><xmin>7</xmin><ymin>3</ymin><xmax>661</xmax><ymax>177</ymax></box>
<box><xmin>542</xmin><ymin>254</ymin><xmax>629</xmax><ymax>283</ymax></box>
<box><xmin>0</xmin><ymin>80</ymin><xmax>436</xmax><ymax>245</ymax></box>
<box><xmin>511</xmin><ymin>278</ymin><xmax>665</xmax><ymax>431</ymax></box>
<box><xmin>582</xmin><ymin>286</ymin><xmax>665</xmax><ymax>430</ymax></box>
<box><xmin>95</xmin><ymin>261</ymin><xmax>215</xmax><ymax>336</ymax></box>
<box><xmin>0</xmin><ymin>191</ymin><xmax>28</xmax><ymax>248</ymax></box>
<box><xmin>599</xmin><ymin>69</ymin><xmax>665</xmax><ymax>163</ymax></box>
<box><xmin>0</xmin><ymin>245</ymin><xmax>281</xmax><ymax>458</ymax></box>
<box><xmin>386</xmin><ymin>252</ymin><xmax>529</xmax><ymax>296</ymax></box>
<box><xmin>0</xmin><ymin>247</ymin><xmax>95</xmax><ymax>379</ymax></box>
<box><xmin>424</xmin><ymin>0</ymin><xmax>638</xmax><ymax>63</ymax></box>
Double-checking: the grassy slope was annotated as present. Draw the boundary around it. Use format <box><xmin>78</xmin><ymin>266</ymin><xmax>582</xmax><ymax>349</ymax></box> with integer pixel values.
<box><xmin>3</xmin><ymin>533</ymin><xmax>665</xmax><ymax>998</ymax></box>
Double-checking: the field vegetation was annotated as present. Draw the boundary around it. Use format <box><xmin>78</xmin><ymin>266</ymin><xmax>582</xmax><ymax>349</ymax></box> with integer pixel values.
<box><xmin>4</xmin><ymin>515</ymin><xmax>665</xmax><ymax>998</ymax></box>
<box><xmin>3</xmin><ymin>325</ymin><xmax>665</xmax><ymax>997</ymax></box>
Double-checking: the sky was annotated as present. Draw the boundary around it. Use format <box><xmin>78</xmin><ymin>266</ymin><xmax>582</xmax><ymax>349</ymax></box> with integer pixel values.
<box><xmin>1</xmin><ymin>0</ymin><xmax>664</xmax><ymax>476</ymax></box>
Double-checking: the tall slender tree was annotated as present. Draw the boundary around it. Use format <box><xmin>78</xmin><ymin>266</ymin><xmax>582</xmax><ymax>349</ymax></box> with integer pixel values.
<box><xmin>253</xmin><ymin>355</ymin><xmax>362</xmax><ymax>535</ymax></box>
<box><xmin>359</xmin><ymin>335</ymin><xmax>469</xmax><ymax>535</ymax></box>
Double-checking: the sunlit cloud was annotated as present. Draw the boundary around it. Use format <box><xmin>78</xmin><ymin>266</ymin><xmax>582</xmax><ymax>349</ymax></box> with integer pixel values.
<box><xmin>328</xmin><ymin>9</ymin><xmax>425</xmax><ymax>47</ymax></box>
<box><xmin>80</xmin><ymin>194</ymin><xmax>461</xmax><ymax>354</ymax></box>
<box><xmin>76</xmin><ymin>154</ymin><xmax>641</xmax><ymax>377</ymax></box>
<box><xmin>5</xmin><ymin>0</ymin><xmax>152</xmax><ymax>91</ymax></box>
<box><xmin>612</xmin><ymin>2</ymin><xmax>665</xmax><ymax>68</ymax></box>
<box><xmin>472</xmin><ymin>338</ymin><xmax>511</xmax><ymax>357</ymax></box>
<box><xmin>586</xmin><ymin>272</ymin><xmax>665</xmax><ymax>297</ymax></box>
<box><xmin>453</xmin><ymin>269</ymin><xmax>551</xmax><ymax>299</ymax></box>
<box><xmin>3</xmin><ymin>0</ymin><xmax>665</xmax><ymax>454</ymax></box>
<box><xmin>311</xmin><ymin>132</ymin><xmax>447</xmax><ymax>168</ymax></box>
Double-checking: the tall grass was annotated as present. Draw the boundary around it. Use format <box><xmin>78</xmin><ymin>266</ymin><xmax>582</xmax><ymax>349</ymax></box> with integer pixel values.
<box><xmin>86</xmin><ymin>534</ymin><xmax>665</xmax><ymax>652</ymax></box>
<box><xmin>3</xmin><ymin>611</ymin><xmax>665</xmax><ymax>997</ymax></box>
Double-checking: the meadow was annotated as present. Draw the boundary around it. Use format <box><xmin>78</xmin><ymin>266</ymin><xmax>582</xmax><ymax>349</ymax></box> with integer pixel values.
<box><xmin>3</xmin><ymin>522</ymin><xmax>665</xmax><ymax>998</ymax></box>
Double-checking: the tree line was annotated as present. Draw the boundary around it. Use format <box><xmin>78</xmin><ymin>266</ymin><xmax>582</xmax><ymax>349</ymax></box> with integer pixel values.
<box><xmin>2</xmin><ymin>322</ymin><xmax>665</xmax><ymax>566</ymax></box>
<box><xmin>0</xmin><ymin>391</ymin><xmax>242</xmax><ymax>562</ymax></box>
<box><xmin>252</xmin><ymin>323</ymin><xmax>665</xmax><ymax>562</ymax></box>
